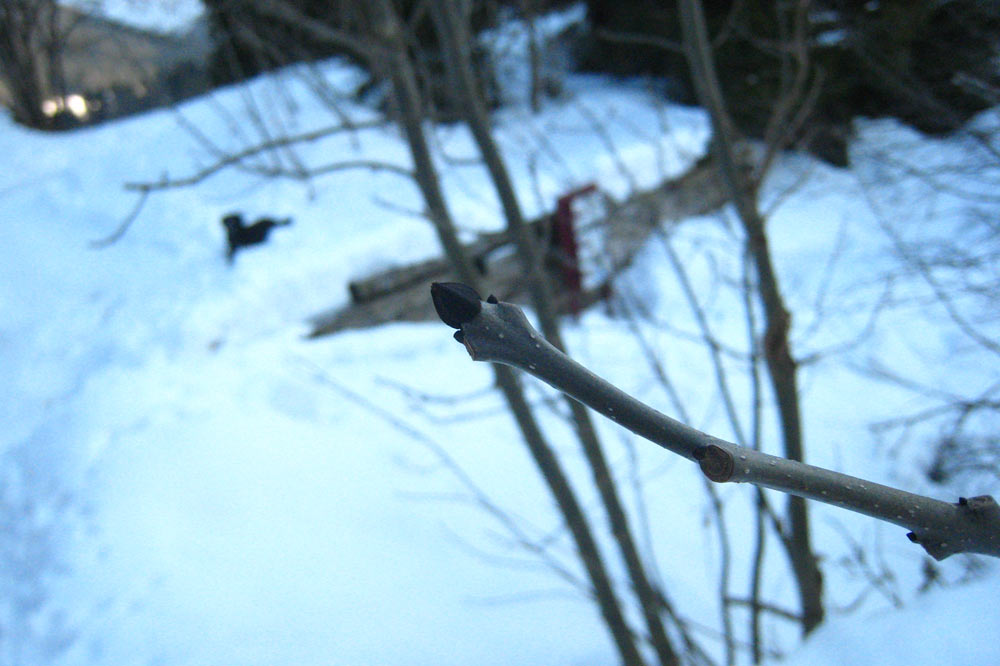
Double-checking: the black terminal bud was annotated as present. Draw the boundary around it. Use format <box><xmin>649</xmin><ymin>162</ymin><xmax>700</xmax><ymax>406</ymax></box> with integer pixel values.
<box><xmin>486</xmin><ymin>294</ymin><xmax>499</xmax><ymax>304</ymax></box>
<box><xmin>431</xmin><ymin>282</ymin><xmax>482</xmax><ymax>329</ymax></box>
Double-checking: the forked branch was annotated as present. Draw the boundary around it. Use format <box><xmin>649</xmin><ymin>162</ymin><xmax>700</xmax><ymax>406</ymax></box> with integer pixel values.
<box><xmin>430</xmin><ymin>282</ymin><xmax>1000</xmax><ymax>561</ymax></box>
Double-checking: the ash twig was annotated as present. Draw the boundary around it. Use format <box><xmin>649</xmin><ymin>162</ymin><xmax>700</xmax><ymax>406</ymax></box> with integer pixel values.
<box><xmin>431</xmin><ymin>283</ymin><xmax>1000</xmax><ymax>561</ymax></box>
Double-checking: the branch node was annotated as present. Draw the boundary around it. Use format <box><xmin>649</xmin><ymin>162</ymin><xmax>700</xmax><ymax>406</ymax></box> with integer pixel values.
<box><xmin>697</xmin><ymin>444</ymin><xmax>734</xmax><ymax>482</ymax></box>
<box><xmin>958</xmin><ymin>495</ymin><xmax>1000</xmax><ymax>518</ymax></box>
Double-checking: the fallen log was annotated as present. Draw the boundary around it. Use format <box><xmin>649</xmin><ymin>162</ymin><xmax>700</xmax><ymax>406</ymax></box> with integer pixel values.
<box><xmin>346</xmin><ymin>230</ymin><xmax>510</xmax><ymax>305</ymax></box>
<box><xmin>307</xmin><ymin>148</ymin><xmax>748</xmax><ymax>338</ymax></box>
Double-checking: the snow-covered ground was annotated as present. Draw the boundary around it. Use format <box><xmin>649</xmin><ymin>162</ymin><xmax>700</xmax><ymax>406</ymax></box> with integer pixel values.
<box><xmin>3</xmin><ymin>15</ymin><xmax>999</xmax><ymax>666</ymax></box>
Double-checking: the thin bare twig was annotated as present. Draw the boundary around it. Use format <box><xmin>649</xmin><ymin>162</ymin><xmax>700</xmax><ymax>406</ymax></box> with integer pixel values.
<box><xmin>89</xmin><ymin>188</ymin><xmax>150</xmax><ymax>248</ymax></box>
<box><xmin>431</xmin><ymin>284</ymin><xmax>1000</xmax><ymax>561</ymax></box>
<box><xmin>592</xmin><ymin>27</ymin><xmax>683</xmax><ymax>54</ymax></box>
<box><xmin>298</xmin><ymin>357</ymin><xmax>586</xmax><ymax>595</ymax></box>
<box><xmin>724</xmin><ymin>597</ymin><xmax>801</xmax><ymax>624</ymax></box>
<box><xmin>124</xmin><ymin>121</ymin><xmax>396</xmax><ymax>192</ymax></box>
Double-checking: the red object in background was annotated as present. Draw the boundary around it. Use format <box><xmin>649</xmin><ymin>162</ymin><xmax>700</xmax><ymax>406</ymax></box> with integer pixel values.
<box><xmin>553</xmin><ymin>183</ymin><xmax>597</xmax><ymax>315</ymax></box>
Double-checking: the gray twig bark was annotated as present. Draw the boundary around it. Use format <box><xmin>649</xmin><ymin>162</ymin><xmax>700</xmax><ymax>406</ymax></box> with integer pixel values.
<box><xmin>432</xmin><ymin>284</ymin><xmax>1000</xmax><ymax>562</ymax></box>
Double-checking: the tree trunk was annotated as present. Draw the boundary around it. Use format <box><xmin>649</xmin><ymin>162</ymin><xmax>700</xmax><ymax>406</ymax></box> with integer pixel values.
<box><xmin>363</xmin><ymin>2</ymin><xmax>644</xmax><ymax>662</ymax></box>
<box><xmin>430</xmin><ymin>2</ymin><xmax>678</xmax><ymax>663</ymax></box>
<box><xmin>676</xmin><ymin>0</ymin><xmax>824</xmax><ymax>635</ymax></box>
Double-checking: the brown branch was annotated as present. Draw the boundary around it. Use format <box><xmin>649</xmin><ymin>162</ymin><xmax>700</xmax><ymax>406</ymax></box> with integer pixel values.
<box><xmin>724</xmin><ymin>597</ymin><xmax>801</xmax><ymax>623</ymax></box>
<box><xmin>431</xmin><ymin>4</ymin><xmax>678</xmax><ymax>662</ymax></box>
<box><xmin>676</xmin><ymin>0</ymin><xmax>824</xmax><ymax>633</ymax></box>
<box><xmin>368</xmin><ymin>3</ymin><xmax>645</xmax><ymax>662</ymax></box>
<box><xmin>299</xmin><ymin>358</ymin><xmax>587</xmax><ymax>596</ymax></box>
<box><xmin>248</xmin><ymin>0</ymin><xmax>379</xmax><ymax>62</ymax></box>
<box><xmin>592</xmin><ymin>27</ymin><xmax>684</xmax><ymax>54</ymax></box>
<box><xmin>89</xmin><ymin>188</ymin><xmax>150</xmax><ymax>248</ymax></box>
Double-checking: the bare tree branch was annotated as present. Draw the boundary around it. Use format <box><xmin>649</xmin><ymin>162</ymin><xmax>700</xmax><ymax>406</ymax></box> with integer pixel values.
<box><xmin>123</xmin><ymin>120</ymin><xmax>397</xmax><ymax>192</ymax></box>
<box><xmin>593</xmin><ymin>27</ymin><xmax>684</xmax><ymax>54</ymax></box>
<box><xmin>724</xmin><ymin>597</ymin><xmax>801</xmax><ymax>624</ymax></box>
<box><xmin>431</xmin><ymin>284</ymin><xmax>1000</xmax><ymax>561</ymax></box>
<box><xmin>299</xmin><ymin>357</ymin><xmax>588</xmax><ymax>597</ymax></box>
<box><xmin>366</xmin><ymin>3</ymin><xmax>646</xmax><ymax>661</ymax></box>
<box><xmin>430</xmin><ymin>3</ymin><xmax>678</xmax><ymax>662</ymax></box>
<box><xmin>89</xmin><ymin>188</ymin><xmax>150</xmax><ymax>248</ymax></box>
<box><xmin>676</xmin><ymin>0</ymin><xmax>824</xmax><ymax>633</ymax></box>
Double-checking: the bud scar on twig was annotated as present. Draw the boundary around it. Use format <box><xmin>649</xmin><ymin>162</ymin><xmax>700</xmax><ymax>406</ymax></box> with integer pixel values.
<box><xmin>430</xmin><ymin>282</ymin><xmax>1000</xmax><ymax>561</ymax></box>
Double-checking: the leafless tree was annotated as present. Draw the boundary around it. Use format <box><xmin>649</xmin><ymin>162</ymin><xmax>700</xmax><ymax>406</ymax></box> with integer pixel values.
<box><xmin>428</xmin><ymin>2</ymin><xmax>685</xmax><ymax>663</ymax></box>
<box><xmin>853</xmin><ymin>108</ymin><xmax>1000</xmax><ymax>495</ymax></box>
<box><xmin>120</xmin><ymin>1</ymin><xmax>663</xmax><ymax>662</ymax></box>
<box><xmin>107</xmin><ymin>1</ymin><xmax>1000</xmax><ymax>663</ymax></box>
<box><xmin>363</xmin><ymin>2</ymin><xmax>653</xmax><ymax>661</ymax></box>
<box><xmin>676</xmin><ymin>0</ymin><xmax>825</xmax><ymax>639</ymax></box>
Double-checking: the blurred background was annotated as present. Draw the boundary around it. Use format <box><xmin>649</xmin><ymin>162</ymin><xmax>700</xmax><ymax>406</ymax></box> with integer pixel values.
<box><xmin>1</xmin><ymin>1</ymin><xmax>998</xmax><ymax>664</ymax></box>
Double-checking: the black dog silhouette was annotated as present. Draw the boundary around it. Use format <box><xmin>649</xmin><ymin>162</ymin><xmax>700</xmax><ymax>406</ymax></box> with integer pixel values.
<box><xmin>222</xmin><ymin>213</ymin><xmax>292</xmax><ymax>262</ymax></box>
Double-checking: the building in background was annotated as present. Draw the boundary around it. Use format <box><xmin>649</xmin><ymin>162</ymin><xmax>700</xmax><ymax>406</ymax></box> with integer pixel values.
<box><xmin>0</xmin><ymin>1</ymin><xmax>210</xmax><ymax>129</ymax></box>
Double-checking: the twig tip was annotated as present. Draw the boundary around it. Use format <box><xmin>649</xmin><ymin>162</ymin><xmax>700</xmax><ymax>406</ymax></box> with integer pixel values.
<box><xmin>431</xmin><ymin>282</ymin><xmax>482</xmax><ymax>329</ymax></box>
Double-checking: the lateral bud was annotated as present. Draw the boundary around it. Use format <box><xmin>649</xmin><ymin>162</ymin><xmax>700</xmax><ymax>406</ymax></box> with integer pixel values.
<box><xmin>695</xmin><ymin>444</ymin><xmax>734</xmax><ymax>482</ymax></box>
